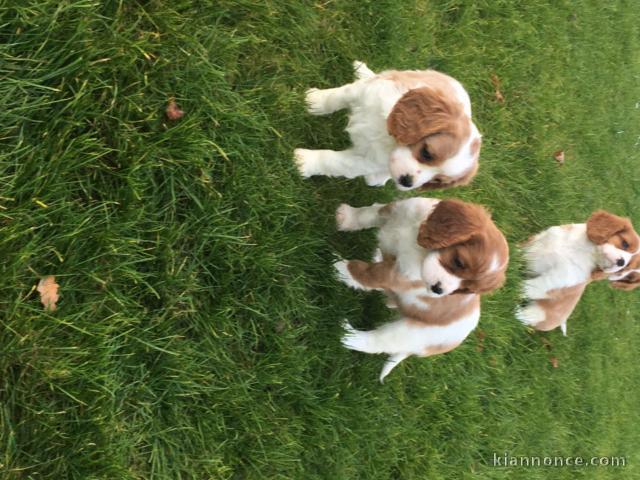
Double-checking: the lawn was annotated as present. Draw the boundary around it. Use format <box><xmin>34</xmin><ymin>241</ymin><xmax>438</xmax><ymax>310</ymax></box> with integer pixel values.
<box><xmin>1</xmin><ymin>0</ymin><xmax>639</xmax><ymax>478</ymax></box>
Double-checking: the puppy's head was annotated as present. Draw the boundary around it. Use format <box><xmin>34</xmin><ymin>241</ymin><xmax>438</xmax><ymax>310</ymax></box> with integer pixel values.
<box><xmin>608</xmin><ymin>253</ymin><xmax>640</xmax><ymax>291</ymax></box>
<box><xmin>416</xmin><ymin>199</ymin><xmax>509</xmax><ymax>297</ymax></box>
<box><xmin>386</xmin><ymin>87</ymin><xmax>481</xmax><ymax>191</ymax></box>
<box><xmin>586</xmin><ymin>210</ymin><xmax>639</xmax><ymax>273</ymax></box>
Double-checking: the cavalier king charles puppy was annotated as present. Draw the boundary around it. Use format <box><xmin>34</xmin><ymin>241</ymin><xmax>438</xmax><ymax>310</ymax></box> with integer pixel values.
<box><xmin>334</xmin><ymin>197</ymin><xmax>509</xmax><ymax>381</ymax></box>
<box><xmin>295</xmin><ymin>61</ymin><xmax>481</xmax><ymax>190</ymax></box>
<box><xmin>516</xmin><ymin>210</ymin><xmax>640</xmax><ymax>335</ymax></box>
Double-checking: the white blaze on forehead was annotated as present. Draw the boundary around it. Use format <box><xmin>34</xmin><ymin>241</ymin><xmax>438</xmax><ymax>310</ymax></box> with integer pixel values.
<box><xmin>489</xmin><ymin>253</ymin><xmax>503</xmax><ymax>273</ymax></box>
<box><xmin>489</xmin><ymin>253</ymin><xmax>504</xmax><ymax>273</ymax></box>
<box><xmin>600</xmin><ymin>243</ymin><xmax>633</xmax><ymax>272</ymax></box>
<box><xmin>389</xmin><ymin>145</ymin><xmax>438</xmax><ymax>184</ymax></box>
<box><xmin>421</xmin><ymin>251</ymin><xmax>462</xmax><ymax>297</ymax></box>
<box><xmin>389</xmin><ymin>145</ymin><xmax>416</xmax><ymax>173</ymax></box>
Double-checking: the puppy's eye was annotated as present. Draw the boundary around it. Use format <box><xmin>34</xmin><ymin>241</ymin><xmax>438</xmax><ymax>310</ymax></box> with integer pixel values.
<box><xmin>453</xmin><ymin>257</ymin><xmax>465</xmax><ymax>269</ymax></box>
<box><xmin>419</xmin><ymin>146</ymin><xmax>433</xmax><ymax>163</ymax></box>
<box><xmin>622</xmin><ymin>239</ymin><xmax>630</xmax><ymax>250</ymax></box>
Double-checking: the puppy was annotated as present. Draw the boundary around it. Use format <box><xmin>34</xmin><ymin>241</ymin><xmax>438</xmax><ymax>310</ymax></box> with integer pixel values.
<box><xmin>335</xmin><ymin>198</ymin><xmax>509</xmax><ymax>381</ymax></box>
<box><xmin>516</xmin><ymin>210</ymin><xmax>640</xmax><ymax>335</ymax></box>
<box><xmin>295</xmin><ymin>61</ymin><xmax>481</xmax><ymax>190</ymax></box>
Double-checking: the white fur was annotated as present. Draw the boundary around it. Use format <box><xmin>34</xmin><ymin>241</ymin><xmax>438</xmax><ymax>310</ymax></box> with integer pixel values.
<box><xmin>336</xmin><ymin>203</ymin><xmax>386</xmax><ymax>231</ymax></box>
<box><xmin>375</xmin><ymin>198</ymin><xmax>440</xmax><ymax>280</ymax></box>
<box><xmin>489</xmin><ymin>253</ymin><xmax>502</xmax><ymax>273</ymax></box>
<box><xmin>520</xmin><ymin>224</ymin><xmax>627</xmax><ymax>300</ymax></box>
<box><xmin>515</xmin><ymin>303</ymin><xmax>546</xmax><ymax>326</ymax></box>
<box><xmin>295</xmin><ymin>61</ymin><xmax>479</xmax><ymax>189</ymax></box>
<box><xmin>396</xmin><ymin>287</ymin><xmax>430</xmax><ymax>310</ymax></box>
<box><xmin>342</xmin><ymin>307</ymin><xmax>480</xmax><ymax>382</ymax></box>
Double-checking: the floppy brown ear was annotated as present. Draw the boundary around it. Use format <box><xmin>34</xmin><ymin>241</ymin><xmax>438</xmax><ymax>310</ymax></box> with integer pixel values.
<box><xmin>475</xmin><ymin>270</ymin><xmax>507</xmax><ymax>295</ymax></box>
<box><xmin>610</xmin><ymin>279</ymin><xmax>640</xmax><ymax>291</ymax></box>
<box><xmin>586</xmin><ymin>210</ymin><xmax>630</xmax><ymax>245</ymax></box>
<box><xmin>609</xmin><ymin>270</ymin><xmax>640</xmax><ymax>290</ymax></box>
<box><xmin>417</xmin><ymin>199</ymin><xmax>485</xmax><ymax>249</ymax></box>
<box><xmin>387</xmin><ymin>87</ymin><xmax>465</xmax><ymax>145</ymax></box>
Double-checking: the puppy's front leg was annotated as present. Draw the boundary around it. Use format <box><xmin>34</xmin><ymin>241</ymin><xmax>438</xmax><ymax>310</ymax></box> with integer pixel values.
<box><xmin>305</xmin><ymin>81</ymin><xmax>364</xmax><ymax>115</ymax></box>
<box><xmin>336</xmin><ymin>203</ymin><xmax>389</xmax><ymax>231</ymax></box>
<box><xmin>334</xmin><ymin>259</ymin><xmax>396</xmax><ymax>291</ymax></box>
<box><xmin>294</xmin><ymin>148</ymin><xmax>374</xmax><ymax>179</ymax></box>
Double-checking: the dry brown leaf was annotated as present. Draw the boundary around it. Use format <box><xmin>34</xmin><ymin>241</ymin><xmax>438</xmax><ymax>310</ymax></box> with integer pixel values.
<box><xmin>549</xmin><ymin>356</ymin><xmax>559</xmax><ymax>368</ymax></box>
<box><xmin>554</xmin><ymin>150</ymin><xmax>565</xmax><ymax>165</ymax></box>
<box><xmin>476</xmin><ymin>330</ymin><xmax>486</xmax><ymax>352</ymax></box>
<box><xmin>166</xmin><ymin>98</ymin><xmax>185</xmax><ymax>120</ymax></box>
<box><xmin>37</xmin><ymin>276</ymin><xmax>60</xmax><ymax>311</ymax></box>
<box><xmin>490</xmin><ymin>74</ymin><xmax>505</xmax><ymax>103</ymax></box>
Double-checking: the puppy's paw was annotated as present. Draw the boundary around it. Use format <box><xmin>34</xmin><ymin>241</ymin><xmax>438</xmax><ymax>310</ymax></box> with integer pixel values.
<box><xmin>334</xmin><ymin>260</ymin><xmax>364</xmax><ymax>289</ymax></box>
<box><xmin>293</xmin><ymin>148</ymin><xmax>317</xmax><ymax>177</ymax></box>
<box><xmin>341</xmin><ymin>321</ymin><xmax>368</xmax><ymax>351</ymax></box>
<box><xmin>353</xmin><ymin>60</ymin><xmax>374</xmax><ymax>79</ymax></box>
<box><xmin>305</xmin><ymin>88</ymin><xmax>330</xmax><ymax>115</ymax></box>
<box><xmin>364</xmin><ymin>172</ymin><xmax>390</xmax><ymax>187</ymax></box>
<box><xmin>336</xmin><ymin>204</ymin><xmax>358</xmax><ymax>231</ymax></box>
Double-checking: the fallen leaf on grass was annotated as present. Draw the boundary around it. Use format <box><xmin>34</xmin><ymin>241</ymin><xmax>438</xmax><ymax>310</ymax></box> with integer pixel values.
<box><xmin>554</xmin><ymin>150</ymin><xmax>565</xmax><ymax>165</ymax></box>
<box><xmin>490</xmin><ymin>74</ymin><xmax>505</xmax><ymax>103</ymax></box>
<box><xmin>166</xmin><ymin>98</ymin><xmax>185</xmax><ymax>120</ymax></box>
<box><xmin>549</xmin><ymin>356</ymin><xmax>559</xmax><ymax>368</ymax></box>
<box><xmin>476</xmin><ymin>330</ymin><xmax>486</xmax><ymax>352</ymax></box>
<box><xmin>37</xmin><ymin>276</ymin><xmax>60</xmax><ymax>311</ymax></box>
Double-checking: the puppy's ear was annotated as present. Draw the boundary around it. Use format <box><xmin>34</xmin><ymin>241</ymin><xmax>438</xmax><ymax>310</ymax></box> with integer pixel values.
<box><xmin>586</xmin><ymin>210</ymin><xmax>630</xmax><ymax>245</ymax></box>
<box><xmin>387</xmin><ymin>87</ymin><xmax>464</xmax><ymax>145</ymax></box>
<box><xmin>610</xmin><ymin>273</ymin><xmax>640</xmax><ymax>291</ymax></box>
<box><xmin>610</xmin><ymin>279</ymin><xmax>640</xmax><ymax>291</ymax></box>
<box><xmin>418</xmin><ymin>199</ymin><xmax>484</xmax><ymax>249</ymax></box>
<box><xmin>474</xmin><ymin>270</ymin><xmax>507</xmax><ymax>295</ymax></box>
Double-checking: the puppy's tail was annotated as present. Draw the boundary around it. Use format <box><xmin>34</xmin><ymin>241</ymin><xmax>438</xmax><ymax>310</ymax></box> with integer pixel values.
<box><xmin>342</xmin><ymin>320</ymin><xmax>411</xmax><ymax>382</ymax></box>
<box><xmin>379</xmin><ymin>353</ymin><xmax>409</xmax><ymax>383</ymax></box>
<box><xmin>353</xmin><ymin>60</ymin><xmax>375</xmax><ymax>80</ymax></box>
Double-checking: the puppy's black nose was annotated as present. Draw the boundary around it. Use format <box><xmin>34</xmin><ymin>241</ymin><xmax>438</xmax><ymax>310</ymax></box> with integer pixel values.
<box><xmin>617</xmin><ymin>258</ymin><xmax>625</xmax><ymax>267</ymax></box>
<box><xmin>431</xmin><ymin>282</ymin><xmax>443</xmax><ymax>295</ymax></box>
<box><xmin>398</xmin><ymin>175</ymin><xmax>413</xmax><ymax>188</ymax></box>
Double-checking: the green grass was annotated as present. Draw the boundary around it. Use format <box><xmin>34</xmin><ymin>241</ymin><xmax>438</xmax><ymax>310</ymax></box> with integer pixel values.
<box><xmin>1</xmin><ymin>0</ymin><xmax>639</xmax><ymax>478</ymax></box>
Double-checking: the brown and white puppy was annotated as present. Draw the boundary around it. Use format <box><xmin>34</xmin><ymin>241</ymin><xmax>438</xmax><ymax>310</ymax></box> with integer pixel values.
<box><xmin>517</xmin><ymin>210</ymin><xmax>640</xmax><ymax>335</ymax></box>
<box><xmin>295</xmin><ymin>61</ymin><xmax>481</xmax><ymax>190</ymax></box>
<box><xmin>334</xmin><ymin>197</ymin><xmax>509</xmax><ymax>381</ymax></box>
